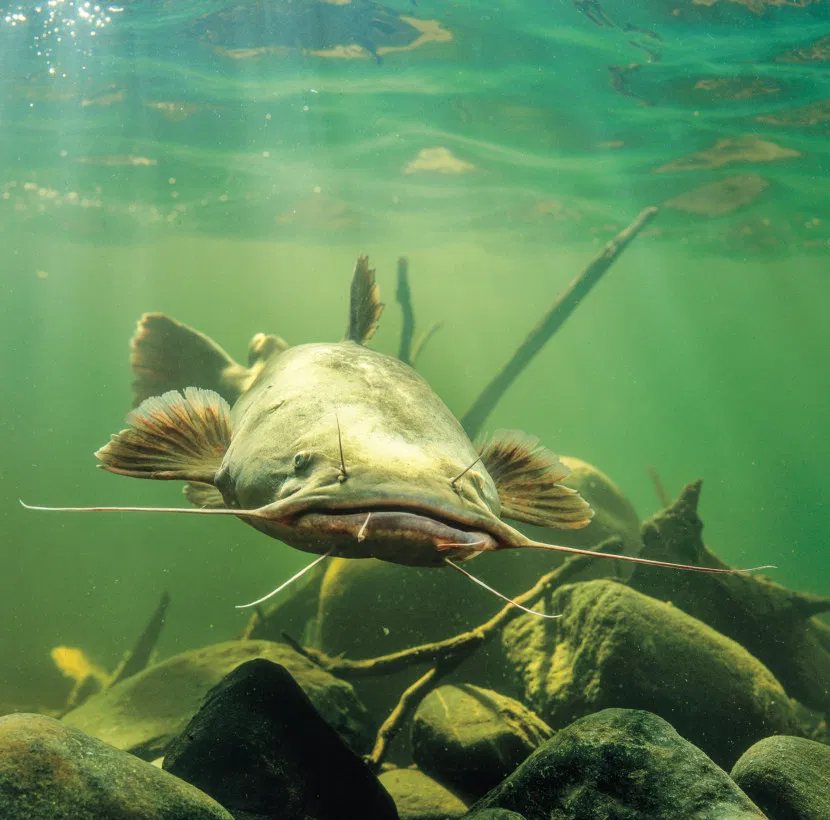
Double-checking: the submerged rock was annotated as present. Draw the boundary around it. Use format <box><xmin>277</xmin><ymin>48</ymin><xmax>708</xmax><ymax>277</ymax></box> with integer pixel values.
<box><xmin>62</xmin><ymin>640</ymin><xmax>371</xmax><ymax>759</ymax></box>
<box><xmin>164</xmin><ymin>659</ymin><xmax>397</xmax><ymax>820</ymax></box>
<box><xmin>0</xmin><ymin>713</ymin><xmax>232</xmax><ymax>820</ymax></box>
<box><xmin>463</xmin><ymin>811</ymin><xmax>527</xmax><ymax>820</ymax></box>
<box><xmin>378</xmin><ymin>768</ymin><xmax>468</xmax><ymax>820</ymax></box>
<box><xmin>630</xmin><ymin>480</ymin><xmax>830</xmax><ymax>712</ymax></box>
<box><xmin>411</xmin><ymin>684</ymin><xmax>552</xmax><ymax>801</ymax></box>
<box><xmin>469</xmin><ymin>708</ymin><xmax>765</xmax><ymax>819</ymax></box>
<box><xmin>502</xmin><ymin>578</ymin><xmax>800</xmax><ymax>767</ymax></box>
<box><xmin>730</xmin><ymin>735</ymin><xmax>830</xmax><ymax>820</ymax></box>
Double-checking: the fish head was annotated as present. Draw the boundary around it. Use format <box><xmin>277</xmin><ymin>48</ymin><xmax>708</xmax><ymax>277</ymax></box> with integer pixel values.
<box><xmin>215</xmin><ymin>374</ymin><xmax>514</xmax><ymax>567</ymax></box>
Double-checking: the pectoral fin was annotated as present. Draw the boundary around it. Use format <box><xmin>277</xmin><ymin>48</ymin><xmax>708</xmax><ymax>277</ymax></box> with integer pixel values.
<box><xmin>131</xmin><ymin>314</ymin><xmax>255</xmax><ymax>407</ymax></box>
<box><xmin>479</xmin><ymin>431</ymin><xmax>593</xmax><ymax>529</ymax></box>
<box><xmin>345</xmin><ymin>256</ymin><xmax>384</xmax><ymax>344</ymax></box>
<box><xmin>184</xmin><ymin>482</ymin><xmax>227</xmax><ymax>509</ymax></box>
<box><xmin>96</xmin><ymin>387</ymin><xmax>232</xmax><ymax>483</ymax></box>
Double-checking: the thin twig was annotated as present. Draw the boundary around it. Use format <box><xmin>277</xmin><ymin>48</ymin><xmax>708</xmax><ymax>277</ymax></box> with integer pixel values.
<box><xmin>368</xmin><ymin>666</ymin><xmax>438</xmax><ymax>769</ymax></box>
<box><xmin>240</xmin><ymin>610</ymin><xmax>262</xmax><ymax>641</ymax></box>
<box><xmin>281</xmin><ymin>630</ymin><xmax>322</xmax><ymax>665</ymax></box>
<box><xmin>396</xmin><ymin>256</ymin><xmax>415</xmax><ymax>365</ymax></box>
<box><xmin>461</xmin><ymin>206</ymin><xmax>659</xmax><ymax>439</ymax></box>
<box><xmin>647</xmin><ymin>465</ymin><xmax>670</xmax><ymax>508</ymax></box>
<box><xmin>411</xmin><ymin>321</ymin><xmax>443</xmax><ymax>365</ymax></box>
<box><xmin>367</xmin><ymin>650</ymin><xmax>470</xmax><ymax>771</ymax></box>
<box><xmin>108</xmin><ymin>591</ymin><xmax>170</xmax><ymax>687</ymax></box>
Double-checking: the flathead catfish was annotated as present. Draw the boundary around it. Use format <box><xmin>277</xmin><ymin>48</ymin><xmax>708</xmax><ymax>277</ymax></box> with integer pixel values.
<box><xmin>24</xmin><ymin>257</ymin><xmax>772</xmax><ymax>611</ymax></box>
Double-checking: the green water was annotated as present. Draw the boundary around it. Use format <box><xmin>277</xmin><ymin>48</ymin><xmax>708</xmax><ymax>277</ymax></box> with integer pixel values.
<box><xmin>1</xmin><ymin>0</ymin><xmax>828</xmax><ymax>712</ymax></box>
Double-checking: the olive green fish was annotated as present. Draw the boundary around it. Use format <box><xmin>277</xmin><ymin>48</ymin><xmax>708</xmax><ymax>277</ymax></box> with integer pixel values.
<box><xmin>23</xmin><ymin>258</ymin><xmax>772</xmax><ymax>612</ymax></box>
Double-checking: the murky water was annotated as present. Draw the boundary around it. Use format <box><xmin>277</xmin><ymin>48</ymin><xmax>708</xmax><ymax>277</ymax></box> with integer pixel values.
<box><xmin>1</xmin><ymin>0</ymin><xmax>828</xmax><ymax>762</ymax></box>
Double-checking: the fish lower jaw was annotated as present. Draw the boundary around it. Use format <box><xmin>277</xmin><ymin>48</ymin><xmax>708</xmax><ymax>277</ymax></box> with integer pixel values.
<box><xmin>288</xmin><ymin>507</ymin><xmax>499</xmax><ymax>568</ymax></box>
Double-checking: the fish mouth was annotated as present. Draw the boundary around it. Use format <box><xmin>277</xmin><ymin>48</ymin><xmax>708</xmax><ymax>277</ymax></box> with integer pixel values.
<box><xmin>281</xmin><ymin>498</ymin><xmax>505</xmax><ymax>566</ymax></box>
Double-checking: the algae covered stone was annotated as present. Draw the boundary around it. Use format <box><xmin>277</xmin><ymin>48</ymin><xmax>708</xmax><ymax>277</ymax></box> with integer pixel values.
<box><xmin>469</xmin><ymin>708</ymin><xmax>766</xmax><ymax>820</ymax></box>
<box><xmin>411</xmin><ymin>684</ymin><xmax>552</xmax><ymax>800</ymax></box>
<box><xmin>378</xmin><ymin>767</ymin><xmax>468</xmax><ymax>820</ymax></box>
<box><xmin>730</xmin><ymin>735</ymin><xmax>830</xmax><ymax>820</ymax></box>
<box><xmin>62</xmin><ymin>640</ymin><xmax>371</xmax><ymax>759</ymax></box>
<box><xmin>0</xmin><ymin>713</ymin><xmax>232</xmax><ymax>820</ymax></box>
<box><xmin>502</xmin><ymin>578</ymin><xmax>800</xmax><ymax>767</ymax></box>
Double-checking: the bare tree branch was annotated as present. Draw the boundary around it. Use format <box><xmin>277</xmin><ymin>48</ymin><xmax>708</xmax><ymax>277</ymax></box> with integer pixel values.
<box><xmin>461</xmin><ymin>206</ymin><xmax>659</xmax><ymax>439</ymax></box>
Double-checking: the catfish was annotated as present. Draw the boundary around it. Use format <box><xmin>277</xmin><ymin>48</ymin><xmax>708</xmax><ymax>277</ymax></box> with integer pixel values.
<box><xmin>24</xmin><ymin>257</ymin><xmax>772</xmax><ymax>615</ymax></box>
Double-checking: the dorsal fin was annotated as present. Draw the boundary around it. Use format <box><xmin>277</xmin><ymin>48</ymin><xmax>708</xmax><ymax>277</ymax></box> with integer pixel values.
<box><xmin>131</xmin><ymin>314</ymin><xmax>254</xmax><ymax>408</ymax></box>
<box><xmin>96</xmin><ymin>387</ymin><xmax>232</xmax><ymax>483</ymax></box>
<box><xmin>345</xmin><ymin>256</ymin><xmax>384</xmax><ymax>344</ymax></box>
<box><xmin>479</xmin><ymin>430</ymin><xmax>593</xmax><ymax>529</ymax></box>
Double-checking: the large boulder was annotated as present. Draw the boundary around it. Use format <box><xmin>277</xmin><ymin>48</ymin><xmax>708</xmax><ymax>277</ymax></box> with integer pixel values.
<box><xmin>164</xmin><ymin>659</ymin><xmax>397</xmax><ymax>820</ymax></box>
<box><xmin>62</xmin><ymin>640</ymin><xmax>371</xmax><ymax>759</ymax></box>
<box><xmin>730</xmin><ymin>735</ymin><xmax>830</xmax><ymax>820</ymax></box>
<box><xmin>0</xmin><ymin>713</ymin><xmax>232</xmax><ymax>820</ymax></box>
<box><xmin>502</xmin><ymin>578</ymin><xmax>800</xmax><ymax>767</ymax></box>
<box><xmin>411</xmin><ymin>684</ymin><xmax>552</xmax><ymax>801</ymax></box>
<box><xmin>469</xmin><ymin>709</ymin><xmax>766</xmax><ymax>819</ymax></box>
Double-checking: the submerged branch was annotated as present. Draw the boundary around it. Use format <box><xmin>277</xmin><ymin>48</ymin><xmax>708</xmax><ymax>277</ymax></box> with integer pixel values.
<box><xmin>647</xmin><ymin>465</ymin><xmax>671</xmax><ymax>508</ymax></box>
<box><xmin>396</xmin><ymin>256</ymin><xmax>415</xmax><ymax>365</ymax></box>
<box><xmin>109</xmin><ymin>591</ymin><xmax>170</xmax><ymax>688</ymax></box>
<box><xmin>411</xmin><ymin>321</ymin><xmax>444</xmax><ymax>366</ymax></box>
<box><xmin>289</xmin><ymin>545</ymin><xmax>621</xmax><ymax>680</ymax></box>
<box><xmin>287</xmin><ymin>544</ymin><xmax>625</xmax><ymax>773</ymax></box>
<box><xmin>461</xmin><ymin>206</ymin><xmax>659</xmax><ymax>439</ymax></box>
<box><xmin>367</xmin><ymin>650</ymin><xmax>469</xmax><ymax>772</ymax></box>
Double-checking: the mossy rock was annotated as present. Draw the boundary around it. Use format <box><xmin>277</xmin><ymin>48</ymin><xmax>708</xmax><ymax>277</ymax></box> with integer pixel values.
<box><xmin>62</xmin><ymin>640</ymin><xmax>371</xmax><ymax>760</ymax></box>
<box><xmin>412</xmin><ymin>684</ymin><xmax>552</xmax><ymax>801</ymax></box>
<box><xmin>502</xmin><ymin>579</ymin><xmax>800</xmax><ymax>768</ymax></box>
<box><xmin>469</xmin><ymin>708</ymin><xmax>766</xmax><ymax>819</ymax></box>
<box><xmin>731</xmin><ymin>735</ymin><xmax>830</xmax><ymax>820</ymax></box>
<box><xmin>0</xmin><ymin>713</ymin><xmax>232</xmax><ymax>820</ymax></box>
<box><xmin>378</xmin><ymin>768</ymin><xmax>468</xmax><ymax>820</ymax></box>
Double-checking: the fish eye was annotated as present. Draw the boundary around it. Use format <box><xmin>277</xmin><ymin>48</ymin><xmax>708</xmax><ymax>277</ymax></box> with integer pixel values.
<box><xmin>293</xmin><ymin>451</ymin><xmax>311</xmax><ymax>472</ymax></box>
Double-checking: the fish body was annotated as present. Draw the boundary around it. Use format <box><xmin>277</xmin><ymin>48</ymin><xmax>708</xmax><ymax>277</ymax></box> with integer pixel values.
<box><xmin>223</xmin><ymin>340</ymin><xmax>507</xmax><ymax>565</ymax></box>
<box><xmin>26</xmin><ymin>257</ymin><xmax>772</xmax><ymax>592</ymax></box>
<box><xmin>95</xmin><ymin>258</ymin><xmax>592</xmax><ymax>569</ymax></box>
